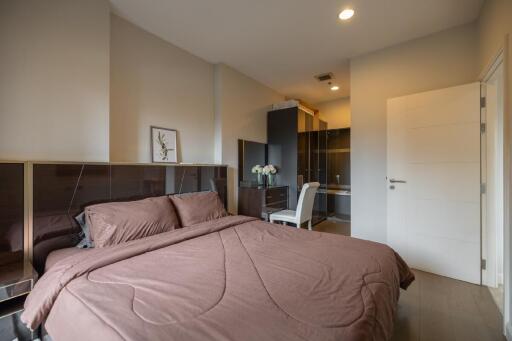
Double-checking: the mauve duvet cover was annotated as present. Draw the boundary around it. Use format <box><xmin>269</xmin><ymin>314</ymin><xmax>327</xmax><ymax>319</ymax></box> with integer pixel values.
<box><xmin>22</xmin><ymin>216</ymin><xmax>414</xmax><ymax>341</ymax></box>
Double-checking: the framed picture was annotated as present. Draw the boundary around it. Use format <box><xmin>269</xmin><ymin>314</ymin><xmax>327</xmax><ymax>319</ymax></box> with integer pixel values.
<box><xmin>151</xmin><ymin>126</ymin><xmax>177</xmax><ymax>163</ymax></box>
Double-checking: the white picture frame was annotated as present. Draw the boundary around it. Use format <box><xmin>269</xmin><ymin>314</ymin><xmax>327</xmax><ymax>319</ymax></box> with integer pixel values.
<box><xmin>151</xmin><ymin>126</ymin><xmax>177</xmax><ymax>163</ymax></box>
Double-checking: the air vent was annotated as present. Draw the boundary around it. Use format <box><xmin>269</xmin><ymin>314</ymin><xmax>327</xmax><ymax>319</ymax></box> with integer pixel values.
<box><xmin>314</xmin><ymin>72</ymin><xmax>334</xmax><ymax>82</ymax></box>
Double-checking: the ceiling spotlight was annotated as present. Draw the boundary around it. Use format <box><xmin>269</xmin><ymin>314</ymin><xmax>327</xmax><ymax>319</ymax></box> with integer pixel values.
<box><xmin>330</xmin><ymin>85</ymin><xmax>340</xmax><ymax>91</ymax></box>
<box><xmin>339</xmin><ymin>8</ymin><xmax>355</xmax><ymax>21</ymax></box>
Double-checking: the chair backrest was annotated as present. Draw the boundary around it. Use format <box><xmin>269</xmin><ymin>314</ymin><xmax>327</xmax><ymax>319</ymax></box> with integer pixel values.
<box><xmin>296</xmin><ymin>182</ymin><xmax>320</xmax><ymax>223</ymax></box>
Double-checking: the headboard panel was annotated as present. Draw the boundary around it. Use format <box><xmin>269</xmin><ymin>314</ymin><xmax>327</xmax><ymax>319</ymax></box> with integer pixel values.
<box><xmin>0</xmin><ymin>163</ymin><xmax>24</xmax><ymax>266</ymax></box>
<box><xmin>32</xmin><ymin>163</ymin><xmax>227</xmax><ymax>273</ymax></box>
<box><xmin>110</xmin><ymin>165</ymin><xmax>165</xmax><ymax>201</ymax></box>
<box><xmin>32</xmin><ymin>164</ymin><xmax>110</xmax><ymax>273</ymax></box>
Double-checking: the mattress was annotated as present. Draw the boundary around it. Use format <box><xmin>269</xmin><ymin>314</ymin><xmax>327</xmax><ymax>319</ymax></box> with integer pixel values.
<box><xmin>23</xmin><ymin>215</ymin><xmax>414</xmax><ymax>341</ymax></box>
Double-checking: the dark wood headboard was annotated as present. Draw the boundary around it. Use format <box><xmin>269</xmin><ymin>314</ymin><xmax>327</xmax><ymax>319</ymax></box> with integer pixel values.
<box><xmin>31</xmin><ymin>163</ymin><xmax>227</xmax><ymax>274</ymax></box>
<box><xmin>0</xmin><ymin>162</ymin><xmax>24</xmax><ymax>266</ymax></box>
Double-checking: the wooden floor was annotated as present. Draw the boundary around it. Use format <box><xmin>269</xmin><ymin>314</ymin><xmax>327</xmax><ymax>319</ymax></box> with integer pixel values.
<box><xmin>314</xmin><ymin>219</ymin><xmax>351</xmax><ymax>235</ymax></box>
<box><xmin>313</xmin><ymin>220</ymin><xmax>505</xmax><ymax>341</ymax></box>
<box><xmin>392</xmin><ymin>270</ymin><xmax>505</xmax><ymax>341</ymax></box>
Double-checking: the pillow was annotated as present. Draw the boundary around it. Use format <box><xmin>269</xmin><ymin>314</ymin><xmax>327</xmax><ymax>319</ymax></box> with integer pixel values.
<box><xmin>170</xmin><ymin>191</ymin><xmax>227</xmax><ymax>227</ymax></box>
<box><xmin>85</xmin><ymin>196</ymin><xmax>180</xmax><ymax>248</ymax></box>
<box><xmin>74</xmin><ymin>211</ymin><xmax>94</xmax><ymax>248</ymax></box>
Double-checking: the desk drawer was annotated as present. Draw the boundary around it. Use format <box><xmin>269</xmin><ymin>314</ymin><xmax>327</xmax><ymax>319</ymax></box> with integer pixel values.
<box><xmin>266</xmin><ymin>200</ymin><xmax>287</xmax><ymax>210</ymax></box>
<box><xmin>265</xmin><ymin>188</ymin><xmax>287</xmax><ymax>204</ymax></box>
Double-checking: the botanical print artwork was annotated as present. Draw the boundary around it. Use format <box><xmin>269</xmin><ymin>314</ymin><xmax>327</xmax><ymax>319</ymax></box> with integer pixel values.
<box><xmin>157</xmin><ymin>132</ymin><xmax>170</xmax><ymax>160</ymax></box>
<box><xmin>151</xmin><ymin>127</ymin><xmax>177</xmax><ymax>163</ymax></box>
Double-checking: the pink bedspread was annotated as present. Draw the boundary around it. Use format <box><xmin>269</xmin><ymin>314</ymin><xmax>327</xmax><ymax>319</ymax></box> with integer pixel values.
<box><xmin>22</xmin><ymin>216</ymin><xmax>414</xmax><ymax>341</ymax></box>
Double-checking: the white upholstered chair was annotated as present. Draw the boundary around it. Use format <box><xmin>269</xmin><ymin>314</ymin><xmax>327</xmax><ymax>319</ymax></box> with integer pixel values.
<box><xmin>269</xmin><ymin>182</ymin><xmax>320</xmax><ymax>230</ymax></box>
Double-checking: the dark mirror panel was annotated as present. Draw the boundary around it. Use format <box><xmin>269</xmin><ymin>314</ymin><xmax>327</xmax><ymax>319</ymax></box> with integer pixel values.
<box><xmin>33</xmin><ymin>164</ymin><xmax>110</xmax><ymax>273</ymax></box>
<box><xmin>111</xmin><ymin>165</ymin><xmax>166</xmax><ymax>201</ymax></box>
<box><xmin>326</xmin><ymin>128</ymin><xmax>351</xmax><ymax>222</ymax></box>
<box><xmin>0</xmin><ymin>163</ymin><xmax>24</xmax><ymax>266</ymax></box>
<box><xmin>172</xmin><ymin>166</ymin><xmax>227</xmax><ymax>207</ymax></box>
<box><xmin>313</xmin><ymin>130</ymin><xmax>328</xmax><ymax>224</ymax></box>
<box><xmin>32</xmin><ymin>163</ymin><xmax>227</xmax><ymax>274</ymax></box>
<box><xmin>300</xmin><ymin>130</ymin><xmax>327</xmax><ymax>225</ymax></box>
<box><xmin>70</xmin><ymin>165</ymin><xmax>111</xmax><ymax>210</ymax></box>
<box><xmin>297</xmin><ymin>132</ymin><xmax>308</xmax><ymax>189</ymax></box>
<box><xmin>174</xmin><ymin>166</ymin><xmax>199</xmax><ymax>193</ymax></box>
<box><xmin>327</xmin><ymin>128</ymin><xmax>351</xmax><ymax>188</ymax></box>
<box><xmin>238</xmin><ymin>140</ymin><xmax>267</xmax><ymax>186</ymax></box>
<box><xmin>209</xmin><ymin>167</ymin><xmax>228</xmax><ymax>207</ymax></box>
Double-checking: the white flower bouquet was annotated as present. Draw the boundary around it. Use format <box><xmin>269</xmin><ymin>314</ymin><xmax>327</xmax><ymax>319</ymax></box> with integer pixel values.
<box><xmin>251</xmin><ymin>165</ymin><xmax>263</xmax><ymax>174</ymax></box>
<box><xmin>262</xmin><ymin>164</ymin><xmax>277</xmax><ymax>175</ymax></box>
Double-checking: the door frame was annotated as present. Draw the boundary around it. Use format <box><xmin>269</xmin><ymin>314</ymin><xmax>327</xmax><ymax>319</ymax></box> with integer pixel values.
<box><xmin>481</xmin><ymin>51</ymin><xmax>505</xmax><ymax>289</ymax></box>
<box><xmin>479</xmin><ymin>41</ymin><xmax>509</xmax><ymax>335</ymax></box>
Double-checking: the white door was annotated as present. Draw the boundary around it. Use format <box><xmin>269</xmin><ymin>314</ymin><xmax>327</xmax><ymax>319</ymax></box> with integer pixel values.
<box><xmin>387</xmin><ymin>83</ymin><xmax>481</xmax><ymax>284</ymax></box>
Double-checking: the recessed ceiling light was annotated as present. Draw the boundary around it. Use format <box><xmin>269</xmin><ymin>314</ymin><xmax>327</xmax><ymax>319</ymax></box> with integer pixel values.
<box><xmin>339</xmin><ymin>8</ymin><xmax>354</xmax><ymax>21</ymax></box>
<box><xmin>330</xmin><ymin>85</ymin><xmax>340</xmax><ymax>91</ymax></box>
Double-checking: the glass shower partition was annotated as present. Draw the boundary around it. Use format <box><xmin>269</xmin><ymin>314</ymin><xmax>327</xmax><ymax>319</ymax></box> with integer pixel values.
<box><xmin>326</xmin><ymin>128</ymin><xmax>351</xmax><ymax>221</ymax></box>
<box><xmin>310</xmin><ymin>129</ymin><xmax>327</xmax><ymax>225</ymax></box>
<box><xmin>297</xmin><ymin>109</ymin><xmax>327</xmax><ymax>225</ymax></box>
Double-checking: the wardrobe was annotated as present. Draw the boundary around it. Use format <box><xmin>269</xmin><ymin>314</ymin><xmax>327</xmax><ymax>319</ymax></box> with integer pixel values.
<box><xmin>267</xmin><ymin>106</ymin><xmax>327</xmax><ymax>225</ymax></box>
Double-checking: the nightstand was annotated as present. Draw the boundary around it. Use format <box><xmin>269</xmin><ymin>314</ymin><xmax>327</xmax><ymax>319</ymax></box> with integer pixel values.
<box><xmin>0</xmin><ymin>261</ymin><xmax>38</xmax><ymax>341</ymax></box>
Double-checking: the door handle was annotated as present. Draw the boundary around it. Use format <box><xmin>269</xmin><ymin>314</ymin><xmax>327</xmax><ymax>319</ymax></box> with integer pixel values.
<box><xmin>389</xmin><ymin>179</ymin><xmax>407</xmax><ymax>183</ymax></box>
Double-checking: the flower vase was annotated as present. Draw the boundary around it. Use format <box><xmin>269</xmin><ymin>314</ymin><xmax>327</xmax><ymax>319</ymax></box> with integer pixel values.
<box><xmin>268</xmin><ymin>174</ymin><xmax>275</xmax><ymax>186</ymax></box>
<box><xmin>257</xmin><ymin>173</ymin><xmax>264</xmax><ymax>186</ymax></box>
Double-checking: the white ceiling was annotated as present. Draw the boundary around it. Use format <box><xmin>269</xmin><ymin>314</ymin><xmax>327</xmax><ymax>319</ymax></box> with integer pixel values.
<box><xmin>110</xmin><ymin>0</ymin><xmax>484</xmax><ymax>104</ymax></box>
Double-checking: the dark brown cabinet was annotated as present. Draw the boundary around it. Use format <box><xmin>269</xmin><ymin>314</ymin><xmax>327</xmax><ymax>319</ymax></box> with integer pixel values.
<box><xmin>238</xmin><ymin>186</ymin><xmax>288</xmax><ymax>220</ymax></box>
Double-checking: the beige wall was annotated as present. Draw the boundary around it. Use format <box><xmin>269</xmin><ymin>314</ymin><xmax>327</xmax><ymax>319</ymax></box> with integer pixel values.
<box><xmin>0</xmin><ymin>0</ymin><xmax>110</xmax><ymax>161</ymax></box>
<box><xmin>0</xmin><ymin>6</ymin><xmax>282</xmax><ymax>212</ymax></box>
<box><xmin>316</xmin><ymin>97</ymin><xmax>351</xmax><ymax>129</ymax></box>
<box><xmin>110</xmin><ymin>15</ymin><xmax>215</xmax><ymax>164</ymax></box>
<box><xmin>350</xmin><ymin>23</ymin><xmax>478</xmax><ymax>243</ymax></box>
<box><xmin>214</xmin><ymin>64</ymin><xmax>284</xmax><ymax>213</ymax></box>
<box><xmin>478</xmin><ymin>0</ymin><xmax>512</xmax><ymax>73</ymax></box>
<box><xmin>477</xmin><ymin>0</ymin><xmax>512</xmax><ymax>335</ymax></box>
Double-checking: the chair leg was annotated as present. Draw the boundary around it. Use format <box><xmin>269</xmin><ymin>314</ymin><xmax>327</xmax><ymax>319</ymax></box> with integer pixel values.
<box><xmin>308</xmin><ymin>220</ymin><xmax>312</xmax><ymax>231</ymax></box>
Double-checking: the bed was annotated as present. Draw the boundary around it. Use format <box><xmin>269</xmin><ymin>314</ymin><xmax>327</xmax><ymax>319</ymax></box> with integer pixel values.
<box><xmin>22</xmin><ymin>193</ymin><xmax>414</xmax><ymax>341</ymax></box>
